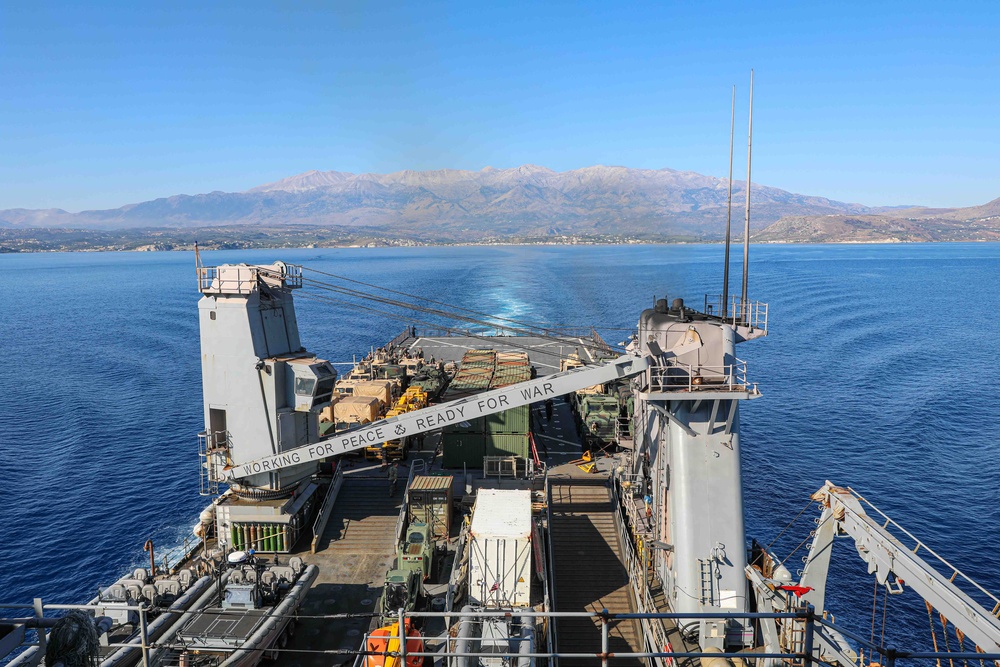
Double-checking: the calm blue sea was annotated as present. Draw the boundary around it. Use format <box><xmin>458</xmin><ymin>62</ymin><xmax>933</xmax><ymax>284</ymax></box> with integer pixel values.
<box><xmin>1</xmin><ymin>243</ymin><xmax>998</xmax><ymax>650</ymax></box>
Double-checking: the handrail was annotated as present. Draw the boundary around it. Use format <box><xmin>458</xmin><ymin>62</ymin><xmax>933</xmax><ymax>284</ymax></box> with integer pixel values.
<box><xmin>159</xmin><ymin>537</ymin><xmax>204</xmax><ymax>574</ymax></box>
<box><xmin>197</xmin><ymin>263</ymin><xmax>302</xmax><ymax>295</ymax></box>
<box><xmin>649</xmin><ymin>359</ymin><xmax>755</xmax><ymax>394</ymax></box>
<box><xmin>394</xmin><ymin>460</ymin><xmax>426</xmax><ymax>543</ymax></box>
<box><xmin>703</xmin><ymin>295</ymin><xmax>769</xmax><ymax>333</ymax></box>
<box><xmin>385</xmin><ymin>327</ymin><xmax>413</xmax><ymax>349</ymax></box>
<box><xmin>544</xmin><ymin>471</ymin><xmax>559</xmax><ymax>660</ymax></box>
<box><xmin>7</xmin><ymin>598</ymin><xmax>1000</xmax><ymax>665</ymax></box>
<box><xmin>311</xmin><ymin>466</ymin><xmax>344</xmax><ymax>553</ymax></box>
<box><xmin>611</xmin><ymin>473</ymin><xmax>671</xmax><ymax>665</ymax></box>
<box><xmin>444</xmin><ymin>527</ymin><xmax>469</xmax><ymax>624</ymax></box>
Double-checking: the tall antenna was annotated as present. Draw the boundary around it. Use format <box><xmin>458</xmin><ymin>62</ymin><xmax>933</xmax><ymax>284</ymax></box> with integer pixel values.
<box><xmin>740</xmin><ymin>69</ymin><xmax>754</xmax><ymax>313</ymax></box>
<box><xmin>722</xmin><ymin>85</ymin><xmax>736</xmax><ymax>318</ymax></box>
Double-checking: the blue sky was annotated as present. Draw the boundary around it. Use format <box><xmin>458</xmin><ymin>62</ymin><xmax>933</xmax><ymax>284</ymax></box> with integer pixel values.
<box><xmin>1</xmin><ymin>1</ymin><xmax>998</xmax><ymax>211</ymax></box>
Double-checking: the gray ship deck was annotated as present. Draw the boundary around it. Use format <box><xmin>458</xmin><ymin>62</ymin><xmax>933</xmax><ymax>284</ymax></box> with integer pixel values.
<box><xmin>401</xmin><ymin>331</ymin><xmax>612</xmax><ymax>375</ymax></box>
<box><xmin>279</xmin><ymin>465</ymin><xmax>404</xmax><ymax>667</ymax></box>
<box><xmin>549</xmin><ymin>467</ymin><xmax>644</xmax><ymax>665</ymax></box>
<box><xmin>278</xmin><ymin>333</ymin><xmax>653</xmax><ymax>666</ymax></box>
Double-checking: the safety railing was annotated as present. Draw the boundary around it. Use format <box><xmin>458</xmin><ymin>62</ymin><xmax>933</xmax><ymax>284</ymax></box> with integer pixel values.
<box><xmin>197</xmin><ymin>430</ymin><xmax>231</xmax><ymax>496</ymax></box>
<box><xmin>703</xmin><ymin>295</ymin><xmax>769</xmax><ymax>333</ymax></box>
<box><xmin>196</xmin><ymin>263</ymin><xmax>302</xmax><ymax>295</ymax></box>
<box><xmin>196</xmin><ymin>265</ymin><xmax>222</xmax><ymax>293</ymax></box>
<box><xmin>158</xmin><ymin>537</ymin><xmax>203</xmax><ymax>575</ymax></box>
<box><xmin>413</xmin><ymin>325</ymin><xmax>611</xmax><ymax>341</ymax></box>
<box><xmin>535</xmin><ymin>515</ymin><xmax>554</xmax><ymax>660</ymax></box>
<box><xmin>610</xmin><ymin>473</ymin><xmax>672</xmax><ymax>667</ymax></box>
<box><xmin>483</xmin><ymin>455</ymin><xmax>529</xmax><ymax>479</ymax></box>
<box><xmin>649</xmin><ymin>359</ymin><xmax>755</xmax><ymax>393</ymax></box>
<box><xmin>1</xmin><ymin>600</ymin><xmax>153</xmax><ymax>667</ymax></box>
<box><xmin>342</xmin><ymin>607</ymin><xmax>979</xmax><ymax>667</ymax></box>
<box><xmin>7</xmin><ymin>600</ymin><xmax>1000</xmax><ymax>667</ymax></box>
<box><xmin>617</xmin><ymin>474</ymin><xmax>654</xmax><ymax>545</ymax></box>
<box><xmin>385</xmin><ymin>327</ymin><xmax>414</xmax><ymax>349</ymax></box>
<box><xmin>591</xmin><ymin>327</ymin><xmax>617</xmax><ymax>354</ymax></box>
<box><xmin>615</xmin><ymin>415</ymin><xmax>633</xmax><ymax>444</ymax></box>
<box><xmin>393</xmin><ymin>459</ymin><xmax>426</xmax><ymax>544</ymax></box>
<box><xmin>310</xmin><ymin>466</ymin><xmax>344</xmax><ymax>554</ymax></box>
<box><xmin>544</xmin><ymin>471</ymin><xmax>559</xmax><ymax>656</ymax></box>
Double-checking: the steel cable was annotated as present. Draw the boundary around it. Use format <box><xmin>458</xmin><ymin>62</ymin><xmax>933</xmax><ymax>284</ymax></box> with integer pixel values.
<box><xmin>301</xmin><ymin>276</ymin><xmax>622</xmax><ymax>355</ymax></box>
<box><xmin>296</xmin><ymin>291</ymin><xmax>600</xmax><ymax>364</ymax></box>
<box><xmin>302</xmin><ymin>264</ymin><xmax>630</xmax><ymax>342</ymax></box>
<box><xmin>297</xmin><ymin>269</ymin><xmax>625</xmax><ymax>354</ymax></box>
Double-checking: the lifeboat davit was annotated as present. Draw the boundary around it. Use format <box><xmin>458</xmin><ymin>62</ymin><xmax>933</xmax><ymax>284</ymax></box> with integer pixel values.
<box><xmin>363</xmin><ymin>619</ymin><xmax>424</xmax><ymax>667</ymax></box>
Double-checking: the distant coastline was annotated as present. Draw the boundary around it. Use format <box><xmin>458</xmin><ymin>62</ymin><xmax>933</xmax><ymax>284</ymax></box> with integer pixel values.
<box><xmin>4</xmin><ymin>165</ymin><xmax>998</xmax><ymax>250</ymax></box>
<box><xmin>1</xmin><ymin>225</ymin><xmax>996</xmax><ymax>254</ymax></box>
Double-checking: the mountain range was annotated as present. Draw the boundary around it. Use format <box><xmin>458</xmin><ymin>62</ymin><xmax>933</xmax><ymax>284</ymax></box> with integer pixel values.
<box><xmin>753</xmin><ymin>198</ymin><xmax>1000</xmax><ymax>243</ymax></box>
<box><xmin>2</xmin><ymin>165</ymin><xmax>998</xmax><ymax>242</ymax></box>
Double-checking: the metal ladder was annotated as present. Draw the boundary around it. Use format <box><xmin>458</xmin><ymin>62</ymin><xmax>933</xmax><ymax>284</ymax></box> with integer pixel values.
<box><xmin>615</xmin><ymin>415</ymin><xmax>632</xmax><ymax>443</ymax></box>
<box><xmin>782</xmin><ymin>616</ymin><xmax>808</xmax><ymax>667</ymax></box>
<box><xmin>197</xmin><ymin>429</ymin><xmax>230</xmax><ymax>496</ymax></box>
<box><xmin>699</xmin><ymin>559</ymin><xmax>715</xmax><ymax>606</ymax></box>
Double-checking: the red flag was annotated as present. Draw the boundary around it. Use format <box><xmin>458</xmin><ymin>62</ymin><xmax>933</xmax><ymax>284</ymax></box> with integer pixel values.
<box><xmin>778</xmin><ymin>585</ymin><xmax>814</xmax><ymax>597</ymax></box>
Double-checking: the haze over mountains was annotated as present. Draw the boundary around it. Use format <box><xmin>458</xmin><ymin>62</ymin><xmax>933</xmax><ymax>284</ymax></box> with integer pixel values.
<box><xmin>2</xmin><ymin>165</ymin><xmax>998</xmax><ymax>243</ymax></box>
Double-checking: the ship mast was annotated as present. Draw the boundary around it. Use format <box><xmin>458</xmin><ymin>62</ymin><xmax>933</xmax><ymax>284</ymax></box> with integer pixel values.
<box><xmin>740</xmin><ymin>69</ymin><xmax>754</xmax><ymax>312</ymax></box>
<box><xmin>722</xmin><ymin>85</ymin><xmax>736</xmax><ymax>318</ymax></box>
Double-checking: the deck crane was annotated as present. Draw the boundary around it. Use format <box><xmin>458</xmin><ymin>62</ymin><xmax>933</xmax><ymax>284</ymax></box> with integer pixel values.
<box><xmin>223</xmin><ymin>352</ymin><xmax>651</xmax><ymax>481</ymax></box>
<box><xmin>194</xmin><ymin>260</ymin><xmax>668</xmax><ymax>555</ymax></box>
<box><xmin>747</xmin><ymin>482</ymin><xmax>1000</xmax><ymax>666</ymax></box>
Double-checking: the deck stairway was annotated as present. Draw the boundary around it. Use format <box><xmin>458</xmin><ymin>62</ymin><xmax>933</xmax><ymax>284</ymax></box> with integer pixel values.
<box><xmin>549</xmin><ymin>469</ymin><xmax>645</xmax><ymax>666</ymax></box>
<box><xmin>279</xmin><ymin>468</ymin><xmax>403</xmax><ymax>667</ymax></box>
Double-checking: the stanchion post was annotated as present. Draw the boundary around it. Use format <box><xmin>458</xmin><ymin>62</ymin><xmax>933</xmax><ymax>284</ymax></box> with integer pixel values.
<box><xmin>33</xmin><ymin>598</ymin><xmax>46</xmax><ymax>656</ymax></box>
<box><xmin>398</xmin><ymin>609</ymin><xmax>406</xmax><ymax>662</ymax></box>
<box><xmin>139</xmin><ymin>603</ymin><xmax>150</xmax><ymax>667</ymax></box>
<box><xmin>601</xmin><ymin>608</ymin><xmax>610</xmax><ymax>667</ymax></box>
<box><xmin>803</xmin><ymin>605</ymin><xmax>815</xmax><ymax>667</ymax></box>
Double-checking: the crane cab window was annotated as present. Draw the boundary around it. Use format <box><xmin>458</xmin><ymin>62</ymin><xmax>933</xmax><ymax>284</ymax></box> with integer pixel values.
<box><xmin>294</xmin><ymin>377</ymin><xmax>317</xmax><ymax>396</ymax></box>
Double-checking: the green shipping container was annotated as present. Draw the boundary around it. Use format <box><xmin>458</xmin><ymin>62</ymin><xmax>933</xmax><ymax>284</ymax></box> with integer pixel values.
<box><xmin>443</xmin><ymin>415</ymin><xmax>485</xmax><ymax>434</ymax></box>
<box><xmin>442</xmin><ymin>432</ymin><xmax>488</xmax><ymax>468</ymax></box>
<box><xmin>485</xmin><ymin>405</ymin><xmax>530</xmax><ymax>434</ymax></box>
<box><xmin>487</xmin><ymin>433</ymin><xmax>531</xmax><ymax>458</ymax></box>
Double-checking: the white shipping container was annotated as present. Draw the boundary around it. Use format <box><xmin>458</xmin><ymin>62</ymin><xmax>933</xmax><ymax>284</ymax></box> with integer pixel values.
<box><xmin>468</xmin><ymin>489</ymin><xmax>532</xmax><ymax>608</ymax></box>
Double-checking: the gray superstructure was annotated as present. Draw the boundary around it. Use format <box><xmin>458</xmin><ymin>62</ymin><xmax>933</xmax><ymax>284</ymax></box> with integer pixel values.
<box><xmin>631</xmin><ymin>297</ymin><xmax>766</xmax><ymax>648</ymax></box>
<box><xmin>196</xmin><ymin>262</ymin><xmax>337</xmax><ymax>550</ymax></box>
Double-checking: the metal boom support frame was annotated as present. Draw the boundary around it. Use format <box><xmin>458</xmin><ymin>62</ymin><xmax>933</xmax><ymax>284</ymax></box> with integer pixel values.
<box><xmin>817</xmin><ymin>482</ymin><xmax>1000</xmax><ymax>653</ymax></box>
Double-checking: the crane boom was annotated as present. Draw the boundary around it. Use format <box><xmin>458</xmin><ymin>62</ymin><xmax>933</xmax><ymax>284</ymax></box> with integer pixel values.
<box><xmin>224</xmin><ymin>353</ymin><xmax>650</xmax><ymax>481</ymax></box>
<box><xmin>815</xmin><ymin>482</ymin><xmax>1000</xmax><ymax>652</ymax></box>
